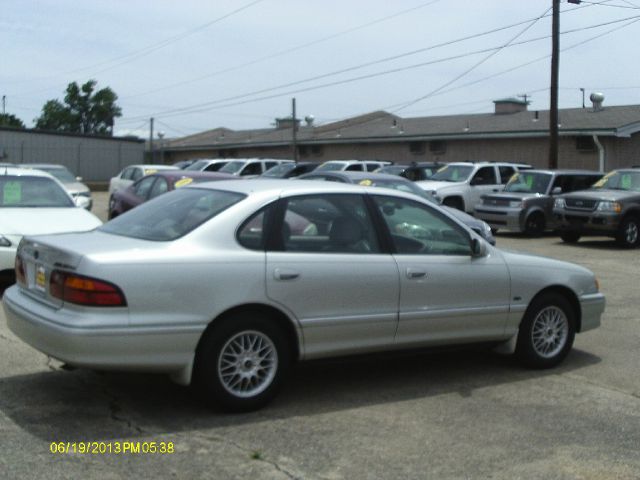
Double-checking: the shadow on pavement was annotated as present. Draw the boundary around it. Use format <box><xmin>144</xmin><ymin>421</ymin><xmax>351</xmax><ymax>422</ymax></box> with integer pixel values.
<box><xmin>0</xmin><ymin>347</ymin><xmax>601</xmax><ymax>441</ymax></box>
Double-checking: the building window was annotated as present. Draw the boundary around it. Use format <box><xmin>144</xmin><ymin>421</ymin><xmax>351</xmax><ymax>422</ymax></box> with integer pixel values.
<box><xmin>311</xmin><ymin>145</ymin><xmax>323</xmax><ymax>156</ymax></box>
<box><xmin>409</xmin><ymin>141</ymin><xmax>426</xmax><ymax>155</ymax></box>
<box><xmin>298</xmin><ymin>146</ymin><xmax>308</xmax><ymax>157</ymax></box>
<box><xmin>429</xmin><ymin>140</ymin><xmax>447</xmax><ymax>154</ymax></box>
<box><xmin>576</xmin><ymin>136</ymin><xmax>597</xmax><ymax>152</ymax></box>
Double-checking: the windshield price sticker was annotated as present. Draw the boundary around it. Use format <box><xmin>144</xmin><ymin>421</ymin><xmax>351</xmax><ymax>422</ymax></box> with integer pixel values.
<box><xmin>174</xmin><ymin>178</ymin><xmax>194</xmax><ymax>188</ymax></box>
<box><xmin>3</xmin><ymin>181</ymin><xmax>22</xmax><ymax>205</ymax></box>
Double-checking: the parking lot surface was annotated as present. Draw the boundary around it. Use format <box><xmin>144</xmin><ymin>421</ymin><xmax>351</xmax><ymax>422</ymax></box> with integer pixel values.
<box><xmin>1</xmin><ymin>192</ymin><xmax>638</xmax><ymax>479</ymax></box>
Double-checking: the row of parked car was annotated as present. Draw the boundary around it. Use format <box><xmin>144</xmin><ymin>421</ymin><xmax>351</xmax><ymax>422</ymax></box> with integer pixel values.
<box><xmin>111</xmin><ymin>158</ymin><xmax>640</xmax><ymax>248</ymax></box>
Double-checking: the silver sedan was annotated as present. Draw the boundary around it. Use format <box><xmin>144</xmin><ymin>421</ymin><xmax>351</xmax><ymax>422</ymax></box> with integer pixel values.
<box><xmin>4</xmin><ymin>180</ymin><xmax>605</xmax><ymax>411</ymax></box>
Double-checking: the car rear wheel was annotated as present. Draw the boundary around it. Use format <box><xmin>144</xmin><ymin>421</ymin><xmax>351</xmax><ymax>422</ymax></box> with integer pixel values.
<box><xmin>516</xmin><ymin>293</ymin><xmax>575</xmax><ymax>369</ymax></box>
<box><xmin>524</xmin><ymin>212</ymin><xmax>545</xmax><ymax>236</ymax></box>
<box><xmin>194</xmin><ymin>313</ymin><xmax>291</xmax><ymax>412</ymax></box>
<box><xmin>616</xmin><ymin>216</ymin><xmax>640</xmax><ymax>248</ymax></box>
<box><xmin>560</xmin><ymin>231</ymin><xmax>580</xmax><ymax>243</ymax></box>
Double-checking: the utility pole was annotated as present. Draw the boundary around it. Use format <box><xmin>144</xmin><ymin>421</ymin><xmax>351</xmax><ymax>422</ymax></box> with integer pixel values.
<box><xmin>1</xmin><ymin>95</ymin><xmax>5</xmax><ymax>115</ymax></box>
<box><xmin>291</xmin><ymin>98</ymin><xmax>299</xmax><ymax>162</ymax></box>
<box><xmin>149</xmin><ymin>117</ymin><xmax>154</xmax><ymax>163</ymax></box>
<box><xmin>549</xmin><ymin>0</ymin><xmax>560</xmax><ymax>169</ymax></box>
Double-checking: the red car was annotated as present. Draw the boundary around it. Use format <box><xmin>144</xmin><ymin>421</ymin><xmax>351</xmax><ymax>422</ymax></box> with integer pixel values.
<box><xmin>108</xmin><ymin>170</ymin><xmax>235</xmax><ymax>219</ymax></box>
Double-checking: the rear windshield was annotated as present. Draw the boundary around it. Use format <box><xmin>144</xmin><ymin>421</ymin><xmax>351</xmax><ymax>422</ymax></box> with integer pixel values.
<box><xmin>315</xmin><ymin>162</ymin><xmax>347</xmax><ymax>172</ymax></box>
<box><xmin>99</xmin><ymin>188</ymin><xmax>245</xmax><ymax>241</ymax></box>
<box><xmin>505</xmin><ymin>172</ymin><xmax>552</xmax><ymax>194</ymax></box>
<box><xmin>38</xmin><ymin>167</ymin><xmax>77</xmax><ymax>183</ymax></box>
<box><xmin>0</xmin><ymin>176</ymin><xmax>74</xmax><ymax>207</ymax></box>
<box><xmin>262</xmin><ymin>163</ymin><xmax>295</xmax><ymax>177</ymax></box>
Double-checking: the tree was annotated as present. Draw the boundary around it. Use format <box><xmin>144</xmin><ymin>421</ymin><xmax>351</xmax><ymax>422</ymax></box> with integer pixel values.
<box><xmin>34</xmin><ymin>79</ymin><xmax>122</xmax><ymax>136</ymax></box>
<box><xmin>0</xmin><ymin>113</ymin><xmax>25</xmax><ymax>129</ymax></box>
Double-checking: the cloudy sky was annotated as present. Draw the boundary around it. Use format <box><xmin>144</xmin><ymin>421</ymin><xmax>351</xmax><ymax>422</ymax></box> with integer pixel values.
<box><xmin>3</xmin><ymin>0</ymin><xmax>640</xmax><ymax>138</ymax></box>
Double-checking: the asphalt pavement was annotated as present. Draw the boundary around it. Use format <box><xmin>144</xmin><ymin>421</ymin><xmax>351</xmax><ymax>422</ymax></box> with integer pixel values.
<box><xmin>0</xmin><ymin>192</ymin><xmax>638</xmax><ymax>479</ymax></box>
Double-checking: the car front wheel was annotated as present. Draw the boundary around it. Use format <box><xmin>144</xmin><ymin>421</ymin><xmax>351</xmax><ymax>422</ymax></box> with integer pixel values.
<box><xmin>194</xmin><ymin>313</ymin><xmax>291</xmax><ymax>412</ymax></box>
<box><xmin>516</xmin><ymin>293</ymin><xmax>576</xmax><ymax>369</ymax></box>
<box><xmin>616</xmin><ymin>216</ymin><xmax>640</xmax><ymax>248</ymax></box>
<box><xmin>560</xmin><ymin>231</ymin><xmax>580</xmax><ymax>243</ymax></box>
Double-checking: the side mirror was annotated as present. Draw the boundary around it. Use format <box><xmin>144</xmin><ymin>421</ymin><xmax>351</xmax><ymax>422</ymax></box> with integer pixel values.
<box><xmin>76</xmin><ymin>176</ymin><xmax>83</xmax><ymax>182</ymax></box>
<box><xmin>551</xmin><ymin>187</ymin><xmax>562</xmax><ymax>195</ymax></box>
<box><xmin>74</xmin><ymin>196</ymin><xmax>91</xmax><ymax>209</ymax></box>
<box><xmin>471</xmin><ymin>237</ymin><xmax>485</xmax><ymax>257</ymax></box>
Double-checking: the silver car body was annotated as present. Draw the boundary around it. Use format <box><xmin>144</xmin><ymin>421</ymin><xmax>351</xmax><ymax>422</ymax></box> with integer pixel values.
<box><xmin>4</xmin><ymin>181</ymin><xmax>604</xmax><ymax>386</ymax></box>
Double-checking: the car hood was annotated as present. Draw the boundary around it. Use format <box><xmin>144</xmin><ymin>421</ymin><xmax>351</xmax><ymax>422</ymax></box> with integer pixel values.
<box><xmin>560</xmin><ymin>188</ymin><xmax>638</xmax><ymax>202</ymax></box>
<box><xmin>0</xmin><ymin>208</ymin><xmax>102</xmax><ymax>236</ymax></box>
<box><xmin>60</xmin><ymin>181</ymin><xmax>90</xmax><ymax>195</ymax></box>
<box><xmin>484</xmin><ymin>192</ymin><xmax>543</xmax><ymax>202</ymax></box>
<box><xmin>415</xmin><ymin>180</ymin><xmax>465</xmax><ymax>191</ymax></box>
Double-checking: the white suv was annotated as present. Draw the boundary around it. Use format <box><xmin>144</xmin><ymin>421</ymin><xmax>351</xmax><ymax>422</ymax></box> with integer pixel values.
<box><xmin>219</xmin><ymin>158</ymin><xmax>293</xmax><ymax>177</ymax></box>
<box><xmin>416</xmin><ymin>162</ymin><xmax>532</xmax><ymax>213</ymax></box>
<box><xmin>314</xmin><ymin>160</ymin><xmax>392</xmax><ymax>173</ymax></box>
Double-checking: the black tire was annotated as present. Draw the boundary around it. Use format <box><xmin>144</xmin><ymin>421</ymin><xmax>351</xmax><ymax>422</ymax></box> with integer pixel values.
<box><xmin>194</xmin><ymin>312</ymin><xmax>291</xmax><ymax>412</ymax></box>
<box><xmin>524</xmin><ymin>212</ymin><xmax>546</xmax><ymax>236</ymax></box>
<box><xmin>515</xmin><ymin>293</ymin><xmax>576</xmax><ymax>369</ymax></box>
<box><xmin>442</xmin><ymin>197</ymin><xmax>465</xmax><ymax>212</ymax></box>
<box><xmin>560</xmin><ymin>231</ymin><xmax>580</xmax><ymax>244</ymax></box>
<box><xmin>490</xmin><ymin>227</ymin><xmax>499</xmax><ymax>235</ymax></box>
<box><xmin>616</xmin><ymin>216</ymin><xmax>640</xmax><ymax>248</ymax></box>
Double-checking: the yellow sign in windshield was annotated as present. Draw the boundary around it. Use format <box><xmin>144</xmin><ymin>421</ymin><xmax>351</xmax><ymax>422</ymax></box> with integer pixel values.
<box><xmin>174</xmin><ymin>177</ymin><xmax>194</xmax><ymax>188</ymax></box>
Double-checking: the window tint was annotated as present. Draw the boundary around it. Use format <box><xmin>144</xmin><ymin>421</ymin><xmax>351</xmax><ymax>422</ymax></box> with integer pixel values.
<box><xmin>204</xmin><ymin>162</ymin><xmax>226</xmax><ymax>172</ymax></box>
<box><xmin>240</xmin><ymin>162</ymin><xmax>262</xmax><ymax>176</ymax></box>
<box><xmin>133</xmin><ymin>176</ymin><xmax>157</xmax><ymax>198</ymax></box>
<box><xmin>100</xmin><ymin>188</ymin><xmax>245</xmax><ymax>241</ymax></box>
<box><xmin>265</xmin><ymin>161</ymin><xmax>277</xmax><ymax>170</ymax></box>
<box><xmin>277</xmin><ymin>194</ymin><xmax>380</xmax><ymax>253</ymax></box>
<box><xmin>373</xmin><ymin>195</ymin><xmax>471</xmax><ymax>255</ymax></box>
<box><xmin>346</xmin><ymin>164</ymin><xmax>363</xmax><ymax>171</ymax></box>
<box><xmin>472</xmin><ymin>167</ymin><xmax>497</xmax><ymax>185</ymax></box>
<box><xmin>238</xmin><ymin>208</ymin><xmax>270</xmax><ymax>250</ymax></box>
<box><xmin>0</xmin><ymin>176</ymin><xmax>74</xmax><ymax>208</ymax></box>
<box><xmin>365</xmin><ymin>163</ymin><xmax>379</xmax><ymax>172</ymax></box>
<box><xmin>149</xmin><ymin>177</ymin><xmax>169</xmax><ymax>199</ymax></box>
<box><xmin>498</xmin><ymin>166</ymin><xmax>516</xmax><ymax>184</ymax></box>
<box><xmin>121</xmin><ymin>167</ymin><xmax>135</xmax><ymax>180</ymax></box>
<box><xmin>131</xmin><ymin>168</ymin><xmax>144</xmax><ymax>181</ymax></box>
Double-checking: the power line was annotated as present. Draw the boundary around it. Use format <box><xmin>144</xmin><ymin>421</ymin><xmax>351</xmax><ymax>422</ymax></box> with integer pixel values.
<box><xmin>120</xmin><ymin>14</ymin><xmax>640</xmax><ymax>123</ymax></box>
<box><xmin>121</xmin><ymin>0</ymin><xmax>445</xmax><ymax>100</ymax></box>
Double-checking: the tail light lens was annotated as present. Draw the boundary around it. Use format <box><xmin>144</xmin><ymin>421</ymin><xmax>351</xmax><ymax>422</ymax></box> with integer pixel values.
<box><xmin>15</xmin><ymin>255</ymin><xmax>26</xmax><ymax>286</ymax></box>
<box><xmin>50</xmin><ymin>270</ymin><xmax>127</xmax><ymax>307</ymax></box>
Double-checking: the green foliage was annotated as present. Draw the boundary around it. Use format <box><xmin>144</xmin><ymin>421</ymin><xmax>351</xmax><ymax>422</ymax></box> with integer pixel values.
<box><xmin>0</xmin><ymin>113</ymin><xmax>26</xmax><ymax>129</ymax></box>
<box><xmin>34</xmin><ymin>79</ymin><xmax>122</xmax><ymax>136</ymax></box>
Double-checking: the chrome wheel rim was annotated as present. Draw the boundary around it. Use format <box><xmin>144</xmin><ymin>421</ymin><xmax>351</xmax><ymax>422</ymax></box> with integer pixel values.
<box><xmin>531</xmin><ymin>306</ymin><xmax>569</xmax><ymax>358</ymax></box>
<box><xmin>218</xmin><ymin>330</ymin><xmax>278</xmax><ymax>398</ymax></box>
<box><xmin>624</xmin><ymin>222</ymin><xmax>638</xmax><ymax>245</ymax></box>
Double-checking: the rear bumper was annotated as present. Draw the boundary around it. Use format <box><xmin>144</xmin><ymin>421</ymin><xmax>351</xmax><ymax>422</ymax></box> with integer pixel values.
<box><xmin>3</xmin><ymin>286</ymin><xmax>202</xmax><ymax>380</ymax></box>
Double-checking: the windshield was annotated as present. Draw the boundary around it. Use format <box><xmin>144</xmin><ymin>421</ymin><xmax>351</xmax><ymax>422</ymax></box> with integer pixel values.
<box><xmin>37</xmin><ymin>167</ymin><xmax>77</xmax><ymax>183</ymax></box>
<box><xmin>0</xmin><ymin>176</ymin><xmax>74</xmax><ymax>207</ymax></box>
<box><xmin>377</xmin><ymin>166</ymin><xmax>405</xmax><ymax>175</ymax></box>
<box><xmin>262</xmin><ymin>163</ymin><xmax>295</xmax><ymax>177</ymax></box>
<box><xmin>315</xmin><ymin>162</ymin><xmax>346</xmax><ymax>172</ymax></box>
<box><xmin>430</xmin><ymin>165</ymin><xmax>473</xmax><ymax>182</ymax></box>
<box><xmin>220</xmin><ymin>161</ymin><xmax>245</xmax><ymax>174</ymax></box>
<box><xmin>100</xmin><ymin>188</ymin><xmax>244</xmax><ymax>241</ymax></box>
<box><xmin>505</xmin><ymin>172</ymin><xmax>552</xmax><ymax>194</ymax></box>
<box><xmin>592</xmin><ymin>170</ymin><xmax>640</xmax><ymax>192</ymax></box>
<box><xmin>185</xmin><ymin>160</ymin><xmax>210</xmax><ymax>171</ymax></box>
<box><xmin>357</xmin><ymin>178</ymin><xmax>435</xmax><ymax>203</ymax></box>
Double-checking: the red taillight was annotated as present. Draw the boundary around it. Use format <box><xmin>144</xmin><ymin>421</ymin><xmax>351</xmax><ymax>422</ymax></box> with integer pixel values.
<box><xmin>15</xmin><ymin>255</ymin><xmax>26</xmax><ymax>286</ymax></box>
<box><xmin>50</xmin><ymin>270</ymin><xmax>127</xmax><ymax>307</ymax></box>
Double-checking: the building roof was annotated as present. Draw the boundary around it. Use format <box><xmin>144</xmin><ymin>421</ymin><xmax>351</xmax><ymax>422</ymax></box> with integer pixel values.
<box><xmin>165</xmin><ymin>104</ymin><xmax>640</xmax><ymax>152</ymax></box>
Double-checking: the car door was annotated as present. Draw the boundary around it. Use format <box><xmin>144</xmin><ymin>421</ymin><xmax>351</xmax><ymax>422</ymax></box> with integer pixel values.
<box><xmin>264</xmin><ymin>193</ymin><xmax>400</xmax><ymax>359</ymax></box>
<box><xmin>371</xmin><ymin>194</ymin><xmax>510</xmax><ymax>347</ymax></box>
<box><xmin>468</xmin><ymin>166</ymin><xmax>501</xmax><ymax>208</ymax></box>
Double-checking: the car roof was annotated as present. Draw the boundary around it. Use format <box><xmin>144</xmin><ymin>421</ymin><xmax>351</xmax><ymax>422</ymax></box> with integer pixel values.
<box><xmin>19</xmin><ymin>163</ymin><xmax>69</xmax><ymax>170</ymax></box>
<box><xmin>515</xmin><ymin>169</ymin><xmax>602</xmax><ymax>175</ymax></box>
<box><xmin>313</xmin><ymin>171</ymin><xmax>412</xmax><ymax>182</ymax></box>
<box><xmin>188</xmin><ymin>178</ymin><xmax>422</xmax><ymax>200</ymax></box>
<box><xmin>0</xmin><ymin>166</ymin><xmax>57</xmax><ymax>178</ymax></box>
<box><xmin>144</xmin><ymin>170</ymin><xmax>235</xmax><ymax>180</ymax></box>
<box><xmin>128</xmin><ymin>164</ymin><xmax>179</xmax><ymax>169</ymax></box>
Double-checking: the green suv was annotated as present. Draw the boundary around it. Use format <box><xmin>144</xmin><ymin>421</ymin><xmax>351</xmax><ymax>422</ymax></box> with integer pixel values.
<box><xmin>553</xmin><ymin>168</ymin><xmax>640</xmax><ymax>248</ymax></box>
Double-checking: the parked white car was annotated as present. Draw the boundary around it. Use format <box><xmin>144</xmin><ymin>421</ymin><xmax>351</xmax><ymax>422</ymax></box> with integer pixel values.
<box><xmin>0</xmin><ymin>168</ymin><xmax>102</xmax><ymax>285</ymax></box>
<box><xmin>18</xmin><ymin>163</ymin><xmax>93</xmax><ymax>210</ymax></box>
<box><xmin>416</xmin><ymin>162</ymin><xmax>532</xmax><ymax>213</ymax></box>
<box><xmin>219</xmin><ymin>158</ymin><xmax>293</xmax><ymax>177</ymax></box>
<box><xmin>108</xmin><ymin>164</ymin><xmax>179</xmax><ymax>195</ymax></box>
<box><xmin>184</xmin><ymin>159</ymin><xmax>231</xmax><ymax>172</ymax></box>
<box><xmin>4</xmin><ymin>180</ymin><xmax>604</xmax><ymax>412</ymax></box>
<box><xmin>315</xmin><ymin>160</ymin><xmax>392</xmax><ymax>173</ymax></box>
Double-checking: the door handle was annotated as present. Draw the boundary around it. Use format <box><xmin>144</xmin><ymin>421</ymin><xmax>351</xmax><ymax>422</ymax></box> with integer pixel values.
<box><xmin>274</xmin><ymin>268</ymin><xmax>300</xmax><ymax>281</ymax></box>
<box><xmin>406</xmin><ymin>268</ymin><xmax>427</xmax><ymax>279</ymax></box>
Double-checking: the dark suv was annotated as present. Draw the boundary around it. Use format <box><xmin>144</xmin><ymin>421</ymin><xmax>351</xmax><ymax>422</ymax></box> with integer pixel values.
<box><xmin>553</xmin><ymin>168</ymin><xmax>640</xmax><ymax>247</ymax></box>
